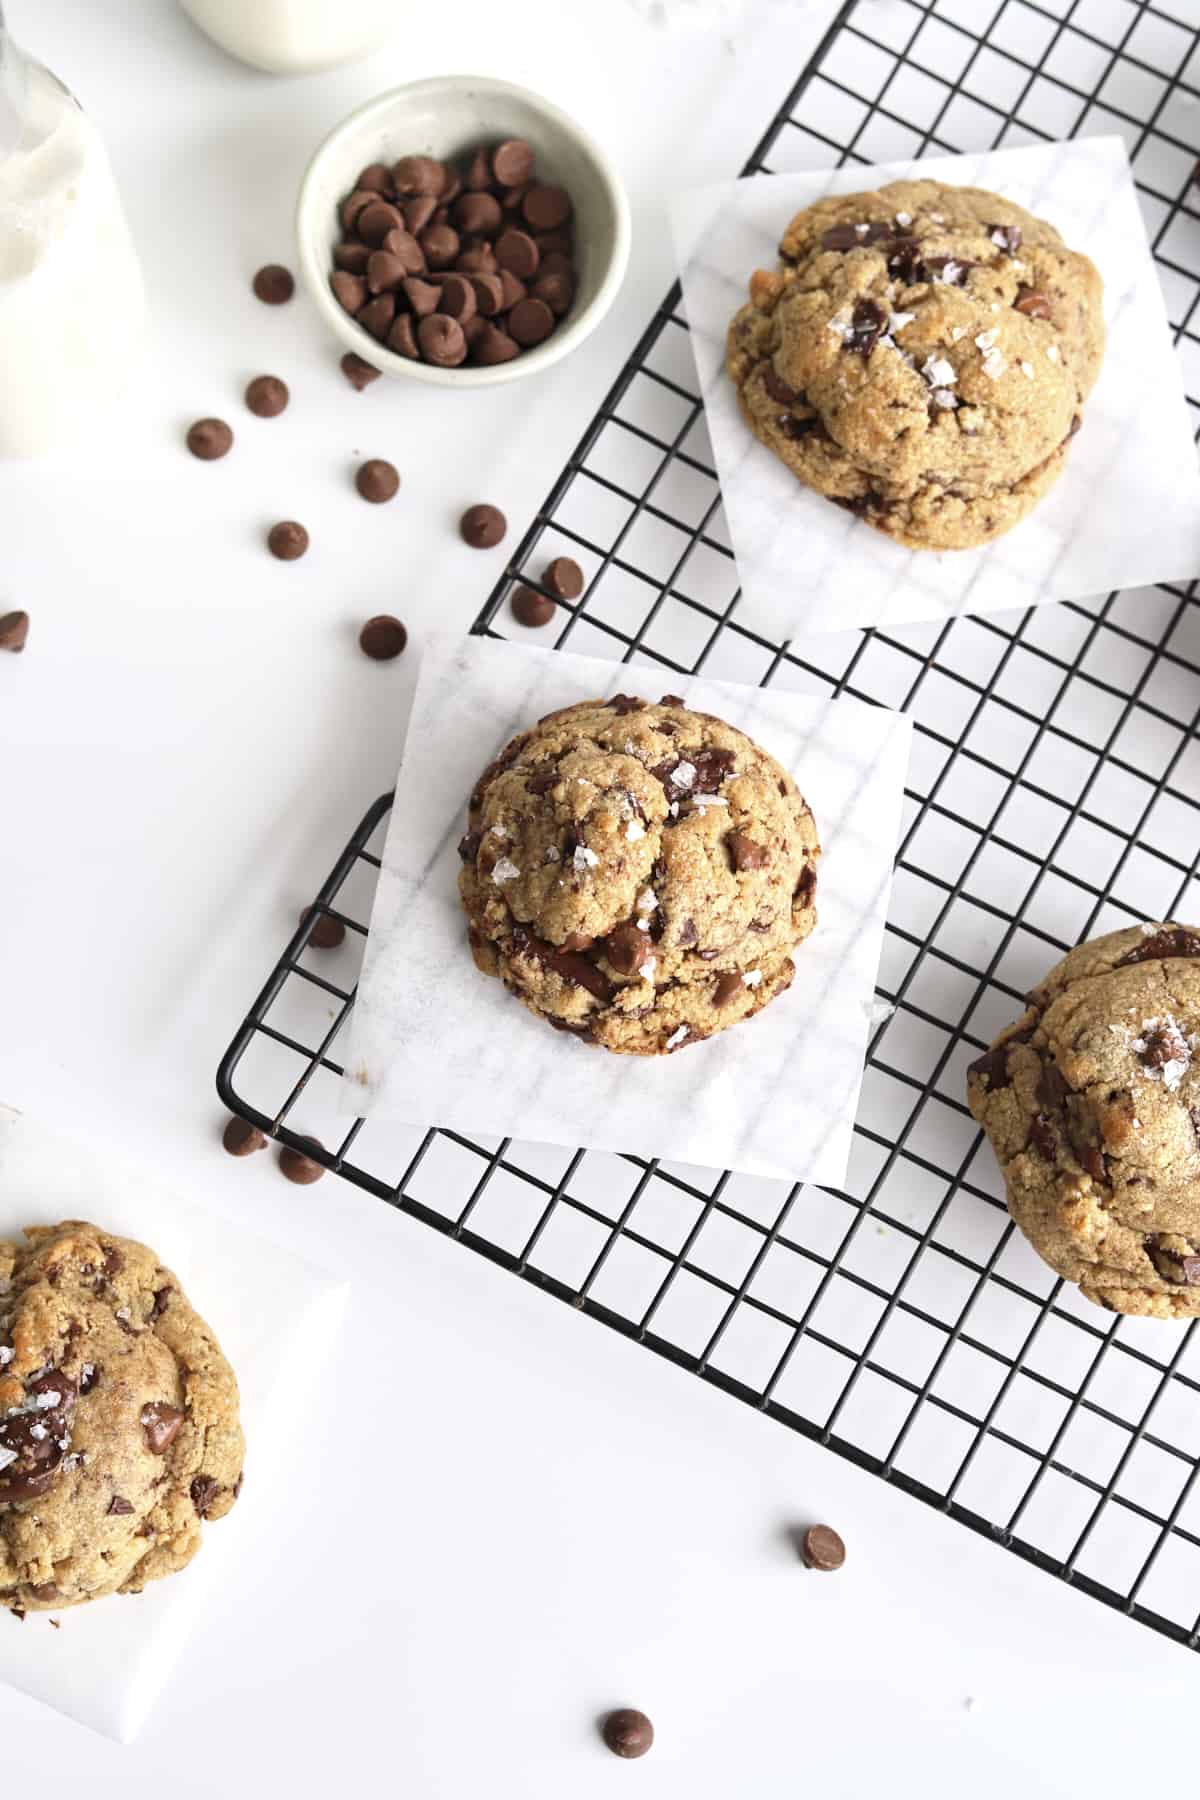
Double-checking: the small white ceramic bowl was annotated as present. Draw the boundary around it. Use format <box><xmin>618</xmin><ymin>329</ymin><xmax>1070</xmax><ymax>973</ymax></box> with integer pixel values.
<box><xmin>296</xmin><ymin>75</ymin><xmax>632</xmax><ymax>389</ymax></box>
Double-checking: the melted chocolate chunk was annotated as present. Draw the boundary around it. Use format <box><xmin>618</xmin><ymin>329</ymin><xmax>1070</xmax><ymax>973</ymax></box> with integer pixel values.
<box><xmin>819</xmin><ymin>220</ymin><xmax>891</xmax><ymax>251</ymax></box>
<box><xmin>1040</xmin><ymin>1059</ymin><xmax>1072</xmax><ymax>1108</ymax></box>
<box><xmin>764</xmin><ymin>365</ymin><xmax>801</xmax><ymax>406</ymax></box>
<box><xmin>609</xmin><ymin>694</ymin><xmax>646</xmax><ymax>716</ymax></box>
<box><xmin>844</xmin><ymin>297</ymin><xmax>887</xmax><ymax>356</ymax></box>
<box><xmin>795</xmin><ymin>865</ymin><xmax>817</xmax><ymax>908</ymax></box>
<box><xmin>923</xmin><ymin>255</ymin><xmax>974</xmax><ymax>285</ymax></box>
<box><xmin>1117</xmin><ymin>928</ymin><xmax>1200</xmax><ymax>967</ymax></box>
<box><xmin>886</xmin><ymin>237</ymin><xmax>925</xmax><ymax>283</ymax></box>
<box><xmin>779</xmin><ymin>414</ymin><xmax>818</xmax><ymax>440</ymax></box>
<box><xmin>1147</xmin><ymin>1235</ymin><xmax>1200</xmax><ymax>1285</ymax></box>
<box><xmin>968</xmin><ymin>1045</ymin><xmax>1012</xmax><ymax>1092</ymax></box>
<box><xmin>605</xmin><ymin>921</ymin><xmax>652</xmax><ymax>976</ymax></box>
<box><xmin>0</xmin><ymin>1368</ymin><xmax>77</xmax><ymax>1504</ymax></box>
<box><xmin>512</xmin><ymin>929</ymin><xmax>614</xmax><ymax>1002</ymax></box>
<box><xmin>527</xmin><ymin>765</ymin><xmax>559</xmax><ymax>795</ymax></box>
<box><xmin>141</xmin><ymin>1402</ymin><xmax>185</xmax><ymax>1456</ymax></box>
<box><xmin>689</xmin><ymin>746</ymin><xmax>736</xmax><ymax>794</ymax></box>
<box><xmin>1080</xmin><ymin>1146</ymin><xmax>1108</xmax><ymax>1183</ymax></box>
<box><xmin>1014</xmin><ymin>287</ymin><xmax>1052</xmax><ymax>319</ymax></box>
<box><xmin>1140</xmin><ymin>1019</ymin><xmax>1190</xmax><ymax>1071</ymax></box>
<box><xmin>1028</xmin><ymin>1114</ymin><xmax>1057</xmax><ymax>1160</ymax></box>
<box><xmin>102</xmin><ymin>1244</ymin><xmax>124</xmax><ymax>1278</ymax></box>
<box><xmin>714</xmin><ymin>972</ymin><xmax>744</xmax><ymax>1008</ymax></box>
<box><xmin>149</xmin><ymin>1287</ymin><xmax>173</xmax><ymax>1321</ymax></box>
<box><xmin>660</xmin><ymin>694</ymin><xmax>686</xmax><ymax>708</ymax></box>
<box><xmin>107</xmin><ymin>1496</ymin><xmax>134</xmax><ymax>1516</ymax></box>
<box><xmin>727</xmin><ymin>831</ymin><xmax>769</xmax><ymax>872</ymax></box>
<box><xmin>190</xmin><ymin>1474</ymin><xmax>222</xmax><ymax>1518</ymax></box>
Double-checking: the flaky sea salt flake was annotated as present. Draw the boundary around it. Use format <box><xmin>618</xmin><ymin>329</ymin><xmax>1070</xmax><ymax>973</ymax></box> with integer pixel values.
<box><xmin>625</xmin><ymin>820</ymin><xmax>645</xmax><ymax>841</ymax></box>
<box><xmin>982</xmin><ymin>349</ymin><xmax>1006</xmax><ymax>380</ymax></box>
<box><xmin>572</xmin><ymin>845</ymin><xmax>599</xmax><ymax>872</ymax></box>
<box><xmin>0</xmin><ymin>1446</ymin><xmax>15</xmax><ymax>1472</ymax></box>
<box><xmin>636</xmin><ymin>888</ymin><xmax>658</xmax><ymax>915</ymax></box>
<box><xmin>1020</xmin><ymin>360</ymin><xmax>1034</xmax><ymax>378</ymax></box>
<box><xmin>672</xmin><ymin>760</ymin><xmax>697</xmax><ymax>790</ymax></box>
<box><xmin>492</xmin><ymin>856</ymin><xmax>520</xmax><ymax>884</ymax></box>
<box><xmin>666</xmin><ymin>1025</ymin><xmax>689</xmax><ymax>1050</ymax></box>
<box><xmin>922</xmin><ymin>354</ymin><xmax>956</xmax><ymax>388</ymax></box>
<box><xmin>743</xmin><ymin>970</ymin><xmax>763</xmax><ymax>988</ymax></box>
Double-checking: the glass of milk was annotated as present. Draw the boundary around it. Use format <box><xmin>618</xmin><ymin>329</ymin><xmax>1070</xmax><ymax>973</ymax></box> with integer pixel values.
<box><xmin>178</xmin><ymin>0</ymin><xmax>398</xmax><ymax>74</ymax></box>
<box><xmin>0</xmin><ymin>8</ymin><xmax>145</xmax><ymax>459</ymax></box>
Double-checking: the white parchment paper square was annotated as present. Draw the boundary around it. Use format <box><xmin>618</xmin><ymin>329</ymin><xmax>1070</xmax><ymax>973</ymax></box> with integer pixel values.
<box><xmin>0</xmin><ymin>1105</ymin><xmax>349</xmax><ymax>1742</ymax></box>
<box><xmin>342</xmin><ymin>634</ymin><xmax>911</xmax><ymax>1185</ymax></box>
<box><xmin>669</xmin><ymin>136</ymin><xmax>1200</xmax><ymax>637</ymax></box>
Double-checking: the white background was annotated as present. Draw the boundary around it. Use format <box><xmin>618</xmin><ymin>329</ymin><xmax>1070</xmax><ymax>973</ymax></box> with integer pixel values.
<box><xmin>3</xmin><ymin>0</ymin><xmax>1200</xmax><ymax>1791</ymax></box>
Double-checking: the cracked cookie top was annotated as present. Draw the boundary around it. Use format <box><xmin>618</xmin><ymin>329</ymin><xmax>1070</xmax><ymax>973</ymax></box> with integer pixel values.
<box><xmin>457</xmin><ymin>694</ymin><xmax>820</xmax><ymax>1057</ymax></box>
<box><xmin>967</xmin><ymin>923</ymin><xmax>1200</xmax><ymax>1318</ymax></box>
<box><xmin>727</xmin><ymin>177</ymin><xmax>1104</xmax><ymax>552</ymax></box>
<box><xmin>0</xmin><ymin>1221</ymin><xmax>244</xmax><ymax>1613</ymax></box>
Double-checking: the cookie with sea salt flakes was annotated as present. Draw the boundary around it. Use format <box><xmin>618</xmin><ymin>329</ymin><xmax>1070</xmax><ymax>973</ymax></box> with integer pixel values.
<box><xmin>457</xmin><ymin>695</ymin><xmax>820</xmax><ymax>1056</ymax></box>
<box><xmin>727</xmin><ymin>177</ymin><xmax>1104</xmax><ymax>551</ymax></box>
<box><xmin>0</xmin><ymin>1221</ymin><xmax>244</xmax><ymax>1613</ymax></box>
<box><xmin>967</xmin><ymin>924</ymin><xmax>1200</xmax><ymax>1318</ymax></box>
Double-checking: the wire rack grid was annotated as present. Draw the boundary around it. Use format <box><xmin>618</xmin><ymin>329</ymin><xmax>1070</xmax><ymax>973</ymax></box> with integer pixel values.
<box><xmin>219</xmin><ymin>0</ymin><xmax>1200</xmax><ymax>1650</ymax></box>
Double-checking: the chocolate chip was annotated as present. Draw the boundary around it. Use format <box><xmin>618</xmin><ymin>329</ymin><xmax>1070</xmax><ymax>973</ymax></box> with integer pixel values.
<box><xmin>727</xmin><ymin>831</ymin><xmax>768</xmax><ymax>872</ymax></box>
<box><xmin>530</xmin><ymin>271</ymin><xmax>572</xmax><ymax>316</ymax></box>
<box><xmin>886</xmin><ymin>237</ymin><xmax>927</xmax><ymax>284</ymax></box>
<box><xmin>140</xmin><ymin>1401</ymin><xmax>184</xmax><ymax>1455</ymax></box>
<box><xmin>988</xmin><ymin>222</ymin><xmax>1022</xmax><ymax>254</ymax></box>
<box><xmin>439</xmin><ymin>273</ymin><xmax>477</xmax><ymax>321</ymax></box>
<box><xmin>677</xmin><ymin>917</ymin><xmax>698</xmax><ymax>948</ymax></box>
<box><xmin>358</xmin><ymin>201</ymin><xmax>405</xmax><ymax>247</ymax></box>
<box><xmin>150</xmin><ymin>1286</ymin><xmax>173</xmax><ymax>1320</ymax></box>
<box><xmin>356</xmin><ymin>162</ymin><xmax>393</xmax><ymax>195</ymax></box>
<box><xmin>421</xmin><ymin>223</ymin><xmax>460</xmax><ymax>269</ymax></box>
<box><xmin>334</xmin><ymin>241</ymin><xmax>370</xmax><ymax>274</ymax></box>
<box><xmin>1014</xmin><ymin>287</ymin><xmax>1052</xmax><ymax>319</ymax></box>
<box><xmin>279</xmin><ymin>1139</ymin><xmax>326</xmax><ymax>1184</ymax></box>
<box><xmin>245</xmin><ymin>375</ymin><xmax>288</xmax><ymax>418</ymax></box>
<box><xmin>107</xmin><ymin>1496</ymin><xmax>134</xmax><ymax>1516</ymax></box>
<box><xmin>393</xmin><ymin>155</ymin><xmax>443</xmax><ymax>197</ymax></box>
<box><xmin>1117</xmin><ymin>927</ymin><xmax>1200</xmax><ymax>966</ymax></box>
<box><xmin>779</xmin><ymin>414</ymin><xmax>817</xmax><ymax>440</ymax></box>
<box><xmin>357</xmin><ymin>293</ymin><xmax>397</xmax><ymax>341</ymax></box>
<box><xmin>417</xmin><ymin>313</ymin><xmax>467</xmax><ymax>367</ymax></box>
<box><xmin>844</xmin><ymin>297</ymin><xmax>887</xmax><ymax>356</ymax></box>
<box><xmin>1029</xmin><ymin>1114</ymin><xmax>1056</xmax><ymax>1160</ymax></box>
<box><xmin>523</xmin><ymin>185</ymin><xmax>571</xmax><ymax>232</ymax></box>
<box><xmin>495</xmin><ymin>227</ymin><xmax>540</xmax><ymax>280</ymax></box>
<box><xmin>267</xmin><ymin>521</ymin><xmax>308</xmax><ymax>561</ymax></box>
<box><xmin>387</xmin><ymin>314</ymin><xmax>420</xmax><ymax>360</ymax></box>
<box><xmin>968</xmin><ymin>1045</ymin><xmax>1011</xmax><ymax>1092</ymax></box>
<box><xmin>602</xmin><ymin>1709</ymin><xmax>654</xmax><ymax>1760</ymax></box>
<box><xmin>401</xmin><ymin>195</ymin><xmax>437</xmax><ymax>237</ymax></box>
<box><xmin>543</xmin><ymin>556</ymin><xmax>583</xmax><ymax>599</ymax></box>
<box><xmin>469</xmin><ymin>272</ymin><xmax>506</xmax><ymax>317</ymax></box>
<box><xmin>301</xmin><ymin>905</ymin><xmax>346</xmax><ymax>948</ymax></box>
<box><xmin>457</xmin><ymin>830</ymin><xmax>481</xmax><ymax>864</ymax></box>
<box><xmin>331</xmin><ymin>270</ymin><xmax>367</xmax><ymax>315</ymax></box>
<box><xmin>471</xmin><ymin>323</ymin><xmax>520</xmax><ymax>365</ymax></box>
<box><xmin>714</xmin><ymin>972</ymin><xmax>744</xmax><ymax>1008</ymax></box>
<box><xmin>492</xmin><ymin>139</ymin><xmax>534</xmax><ymax>188</ymax></box>
<box><xmin>253</xmin><ymin>263</ymin><xmax>293</xmax><ymax>305</ymax></box>
<box><xmin>460</xmin><ymin>504</ymin><xmax>507</xmax><ymax>548</ymax></box>
<box><xmin>508</xmin><ymin>297</ymin><xmax>555</xmax><ymax>346</ymax></box>
<box><xmin>527</xmin><ymin>766</ymin><xmax>559</xmax><ymax>794</ymax></box>
<box><xmin>795</xmin><ymin>864</ymin><xmax>817</xmax><ymax>908</ymax></box>
<box><xmin>605</xmin><ymin>921</ymin><xmax>653</xmax><ymax>976</ymax></box>
<box><xmin>355</xmin><ymin>458</ymin><xmax>400</xmax><ymax>504</ymax></box>
<box><xmin>0</xmin><ymin>611</ymin><xmax>30</xmax><ymax>653</ymax></box>
<box><xmin>222</xmin><ymin>1116</ymin><xmax>266</xmax><ymax>1157</ymax></box>
<box><xmin>464</xmin><ymin>147</ymin><xmax>492</xmax><ymax>191</ymax></box>
<box><xmin>340</xmin><ymin>352</ymin><xmax>381</xmax><ymax>391</ymax></box>
<box><xmin>186</xmin><ymin>417</ymin><xmax>233</xmax><ymax>461</ymax></box>
<box><xmin>660</xmin><ymin>694</ymin><xmax>685</xmax><ymax>707</ymax></box>
<box><xmin>609</xmin><ymin>695</ymin><xmax>645</xmax><ymax>715</ymax></box>
<box><xmin>1040</xmin><ymin>1060</ymin><xmax>1071</xmax><ymax>1108</ymax></box>
<box><xmin>340</xmin><ymin>190</ymin><xmax>375</xmax><ymax>233</ymax></box>
<box><xmin>456</xmin><ymin>243</ymin><xmax>498</xmax><ymax>275</ymax></box>
<box><xmin>1080</xmin><ymin>1146</ymin><xmax>1108</xmax><ymax>1183</ymax></box>
<box><xmin>820</xmin><ymin>223</ymin><xmax>866</xmax><ymax>251</ymax></box>
<box><xmin>801</xmin><ymin>1524</ymin><xmax>846</xmax><ymax>1570</ymax></box>
<box><xmin>455</xmin><ymin>192</ymin><xmax>503</xmax><ymax>238</ymax></box>
<box><xmin>512</xmin><ymin>586</ymin><xmax>555</xmax><ymax>627</ymax></box>
<box><xmin>515</xmin><ymin>932</ymin><xmax>613</xmax><ymax>1002</ymax></box>
<box><xmin>365</xmin><ymin>251</ymin><xmax>407</xmax><ymax>295</ymax></box>
<box><xmin>358</xmin><ymin>615</ymin><xmax>408</xmax><ymax>661</ymax></box>
<box><xmin>689</xmin><ymin>746</ymin><xmax>735</xmax><ymax>793</ymax></box>
<box><xmin>190</xmin><ymin>1474</ymin><xmax>221</xmax><ymax>1518</ymax></box>
<box><xmin>562</xmin><ymin>932</ymin><xmax>595</xmax><ymax>953</ymax></box>
<box><xmin>764</xmin><ymin>365</ymin><xmax>801</xmax><ymax>406</ymax></box>
<box><xmin>1140</xmin><ymin>1019</ymin><xmax>1190</xmax><ymax>1071</ymax></box>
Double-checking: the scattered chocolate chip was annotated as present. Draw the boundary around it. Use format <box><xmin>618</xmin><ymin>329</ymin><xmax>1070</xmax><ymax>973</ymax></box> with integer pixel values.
<box><xmin>107</xmin><ymin>1496</ymin><xmax>134</xmax><ymax>1516</ymax></box>
<box><xmin>605</xmin><ymin>921</ymin><xmax>653</xmax><ymax>976</ymax></box>
<box><xmin>340</xmin><ymin>352</ymin><xmax>381</xmax><ymax>391</ymax></box>
<box><xmin>1117</xmin><ymin>927</ymin><xmax>1200</xmax><ymax>966</ymax></box>
<box><xmin>190</xmin><ymin>1474</ymin><xmax>221</xmax><ymax>1518</ymax></box>
<box><xmin>0</xmin><ymin>611</ymin><xmax>29</xmax><ymax>653</ymax></box>
<box><xmin>512</xmin><ymin>586</ymin><xmax>555</xmax><ymax>627</ymax></box>
<box><xmin>222</xmin><ymin>1116</ymin><xmax>266</xmax><ymax>1157</ymax></box>
<box><xmin>1029</xmin><ymin>1114</ymin><xmax>1056</xmax><ymax>1160</ymax></box>
<box><xmin>460</xmin><ymin>503</ymin><xmax>507</xmax><ymax>549</ymax></box>
<box><xmin>245</xmin><ymin>375</ymin><xmax>288</xmax><ymax>418</ymax></box>
<box><xmin>267</xmin><ymin>521</ymin><xmax>308</xmax><ymax>561</ymax></box>
<box><xmin>358</xmin><ymin>615</ymin><xmax>408</xmax><ymax>661</ymax></box>
<box><xmin>602</xmin><ymin>1709</ymin><xmax>654</xmax><ymax>1759</ymax></box>
<box><xmin>801</xmin><ymin>1524</ymin><xmax>846</xmax><ymax>1571</ymax></box>
<box><xmin>417</xmin><ymin>313</ymin><xmax>467</xmax><ymax>367</ymax></box>
<box><xmin>279</xmin><ymin>1139</ymin><xmax>326</xmax><ymax>1185</ymax></box>
<box><xmin>301</xmin><ymin>905</ymin><xmax>346</xmax><ymax>948</ymax></box>
<box><xmin>253</xmin><ymin>263</ymin><xmax>294</xmax><ymax>305</ymax></box>
<box><xmin>714</xmin><ymin>972</ymin><xmax>744</xmax><ymax>1007</ymax></box>
<box><xmin>141</xmin><ymin>1401</ymin><xmax>184</xmax><ymax>1455</ymax></box>
<box><xmin>727</xmin><ymin>831</ymin><xmax>769</xmax><ymax>872</ymax></box>
<box><xmin>844</xmin><ymin>297</ymin><xmax>887</xmax><ymax>356</ymax></box>
<box><xmin>186</xmin><ymin>417</ymin><xmax>233</xmax><ymax>461</ymax></box>
<box><xmin>542</xmin><ymin>556</ymin><xmax>583</xmax><ymax>599</ymax></box>
<box><xmin>1014</xmin><ymin>287</ymin><xmax>1052</xmax><ymax>319</ymax></box>
<box><xmin>355</xmin><ymin>458</ymin><xmax>401</xmax><ymax>504</ymax></box>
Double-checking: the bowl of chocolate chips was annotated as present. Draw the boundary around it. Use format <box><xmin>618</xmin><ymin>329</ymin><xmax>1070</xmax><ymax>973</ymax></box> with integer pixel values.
<box><xmin>297</xmin><ymin>75</ymin><xmax>631</xmax><ymax>386</ymax></box>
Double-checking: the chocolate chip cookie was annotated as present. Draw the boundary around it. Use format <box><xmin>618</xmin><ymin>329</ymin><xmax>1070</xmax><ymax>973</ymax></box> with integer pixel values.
<box><xmin>0</xmin><ymin>1222</ymin><xmax>244</xmax><ymax>1613</ymax></box>
<box><xmin>967</xmin><ymin>925</ymin><xmax>1200</xmax><ymax>1318</ymax></box>
<box><xmin>727</xmin><ymin>178</ymin><xmax>1104</xmax><ymax>551</ymax></box>
<box><xmin>458</xmin><ymin>695</ymin><xmax>820</xmax><ymax>1055</ymax></box>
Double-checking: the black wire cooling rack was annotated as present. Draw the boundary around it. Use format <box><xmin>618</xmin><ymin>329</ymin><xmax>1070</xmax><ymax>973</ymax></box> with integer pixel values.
<box><xmin>219</xmin><ymin>0</ymin><xmax>1200</xmax><ymax>1650</ymax></box>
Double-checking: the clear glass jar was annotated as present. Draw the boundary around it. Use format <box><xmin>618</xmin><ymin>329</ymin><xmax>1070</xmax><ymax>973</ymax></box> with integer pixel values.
<box><xmin>0</xmin><ymin>9</ymin><xmax>145</xmax><ymax>458</ymax></box>
<box><xmin>178</xmin><ymin>0</ymin><xmax>397</xmax><ymax>74</ymax></box>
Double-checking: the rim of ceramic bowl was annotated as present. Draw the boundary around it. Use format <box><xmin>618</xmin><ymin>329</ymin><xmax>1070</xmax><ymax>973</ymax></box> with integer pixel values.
<box><xmin>296</xmin><ymin>75</ymin><xmax>632</xmax><ymax>390</ymax></box>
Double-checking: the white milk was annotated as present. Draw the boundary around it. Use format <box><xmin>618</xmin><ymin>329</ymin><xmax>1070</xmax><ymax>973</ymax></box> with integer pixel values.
<box><xmin>179</xmin><ymin>0</ymin><xmax>397</xmax><ymax>73</ymax></box>
<box><xmin>0</xmin><ymin>49</ymin><xmax>145</xmax><ymax>459</ymax></box>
